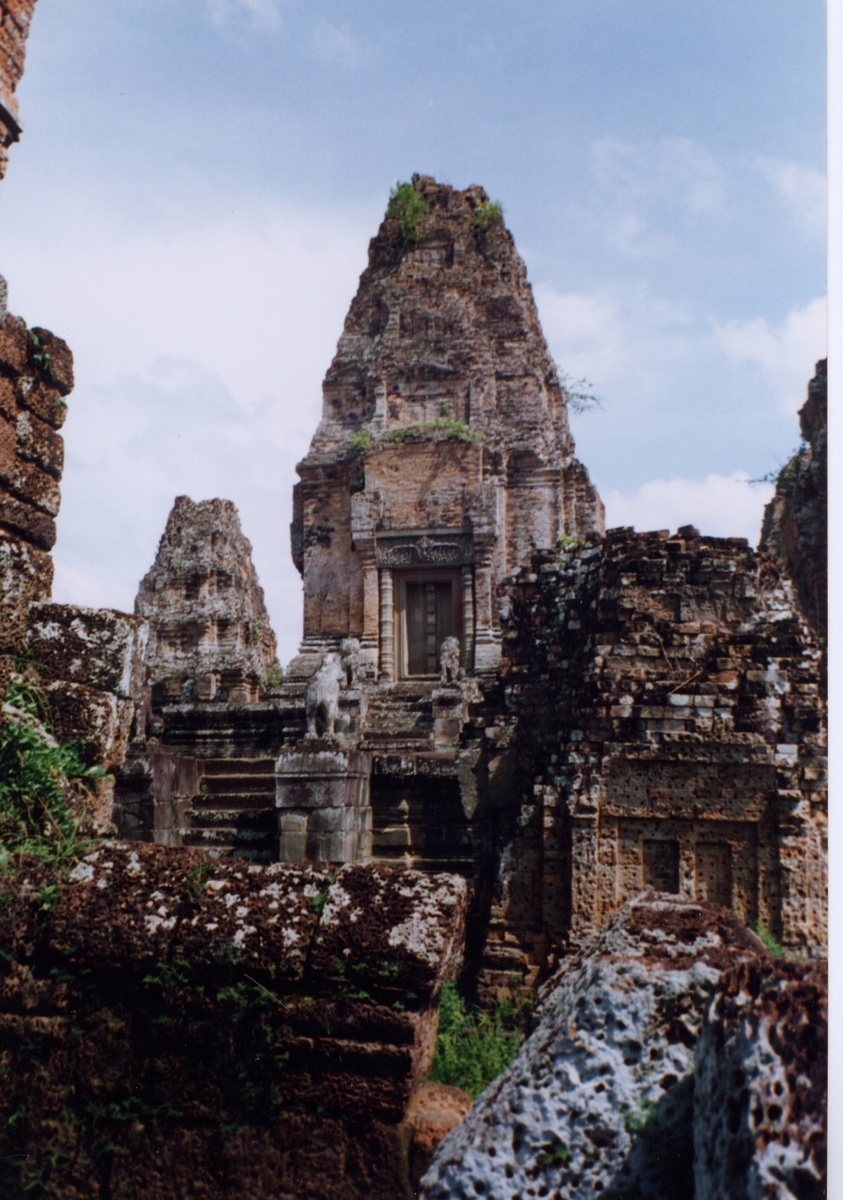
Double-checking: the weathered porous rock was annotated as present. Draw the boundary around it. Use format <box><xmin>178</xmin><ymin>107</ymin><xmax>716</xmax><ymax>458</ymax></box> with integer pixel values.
<box><xmin>694</xmin><ymin>956</ymin><xmax>827</xmax><ymax>1200</ymax></box>
<box><xmin>0</xmin><ymin>843</ymin><xmax>468</xmax><ymax>1199</ymax></box>
<box><xmin>136</xmin><ymin>495</ymin><xmax>278</xmax><ymax>705</ymax></box>
<box><xmin>422</xmin><ymin>893</ymin><xmax>768</xmax><ymax>1200</ymax></box>
<box><xmin>760</xmin><ymin>360</ymin><xmax>827</xmax><ymax>639</ymax></box>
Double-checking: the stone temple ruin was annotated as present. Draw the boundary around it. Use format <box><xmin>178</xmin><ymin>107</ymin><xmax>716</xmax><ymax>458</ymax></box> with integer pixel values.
<box><xmin>0</xmin><ymin>9</ymin><xmax>828</xmax><ymax>1191</ymax></box>
<box><xmin>109</xmin><ymin>177</ymin><xmax>826</xmax><ymax>983</ymax></box>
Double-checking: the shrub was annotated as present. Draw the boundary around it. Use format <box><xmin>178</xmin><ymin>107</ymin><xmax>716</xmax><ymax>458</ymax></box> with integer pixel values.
<box><xmin>263</xmin><ymin>661</ymin><xmax>284</xmax><ymax>688</ymax></box>
<box><xmin>557</xmin><ymin>367</ymin><xmax>603</xmax><ymax>415</ymax></box>
<box><xmin>0</xmin><ymin>671</ymin><xmax>106</xmax><ymax>869</ymax></box>
<box><xmin>428</xmin><ymin>981</ymin><xmax>529</xmax><ymax>1098</ymax></box>
<box><xmin>381</xmin><ymin>415</ymin><xmax>475</xmax><ymax>445</ymax></box>
<box><xmin>387</xmin><ymin>181</ymin><xmax>428</xmax><ymax>242</ymax></box>
<box><xmin>348</xmin><ymin>428</ymin><xmax>373</xmax><ymax>454</ymax></box>
<box><xmin>754</xmin><ymin>921</ymin><xmax>785</xmax><ymax>957</ymax></box>
<box><xmin>472</xmin><ymin>200</ymin><xmax>504</xmax><ymax>233</ymax></box>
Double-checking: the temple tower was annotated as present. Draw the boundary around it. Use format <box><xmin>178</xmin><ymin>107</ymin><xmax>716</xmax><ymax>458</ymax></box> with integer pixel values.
<box><xmin>289</xmin><ymin>175</ymin><xmax>603</xmax><ymax>682</ymax></box>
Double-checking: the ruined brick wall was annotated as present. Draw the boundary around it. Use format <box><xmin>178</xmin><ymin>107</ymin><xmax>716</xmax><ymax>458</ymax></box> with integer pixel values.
<box><xmin>0</xmin><ymin>0</ymin><xmax>36</xmax><ymax>181</ymax></box>
<box><xmin>0</xmin><ymin>318</ymin><xmax>72</xmax><ymax>709</ymax></box>
<box><xmin>485</xmin><ymin>526</ymin><xmax>826</xmax><ymax>985</ymax></box>
<box><xmin>0</xmin><ymin>844</ymin><xmax>466</xmax><ymax>1199</ymax></box>
<box><xmin>760</xmin><ymin>359</ymin><xmax>827</xmax><ymax>639</ymax></box>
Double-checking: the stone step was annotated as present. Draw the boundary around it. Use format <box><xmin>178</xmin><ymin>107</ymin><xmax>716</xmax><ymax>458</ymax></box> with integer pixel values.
<box><xmin>200</xmin><ymin>773</ymin><xmax>276</xmax><ymax>796</ymax></box>
<box><xmin>186</xmin><ymin>806</ymin><xmax>275</xmax><ymax>829</ymax></box>
<box><xmin>360</xmin><ymin>730</ymin><xmax>433</xmax><ymax>748</ymax></box>
<box><xmin>193</xmin><ymin>791</ymin><xmax>275</xmax><ymax>812</ymax></box>
<box><xmin>202</xmin><ymin>758</ymin><xmax>276</xmax><ymax>777</ymax></box>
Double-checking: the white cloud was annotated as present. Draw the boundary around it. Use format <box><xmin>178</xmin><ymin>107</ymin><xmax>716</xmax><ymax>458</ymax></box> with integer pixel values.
<box><xmin>590</xmin><ymin>136</ymin><xmax>726</xmax><ymax>255</ymax></box>
<box><xmin>533</xmin><ymin>282</ymin><xmax>696</xmax><ymax>413</ymax></box>
<box><xmin>604</xmin><ymin>472</ymin><xmax>774</xmax><ymax>545</ymax></box>
<box><xmin>758</xmin><ymin>157</ymin><xmax>826</xmax><ymax>240</ymax></box>
<box><xmin>311</xmin><ymin>19</ymin><xmax>364</xmax><ymax>70</ymax></box>
<box><xmin>3</xmin><ymin>193</ymin><xmax>381</xmax><ymax>666</ymax></box>
<box><xmin>206</xmin><ymin>0</ymin><xmax>286</xmax><ymax>33</ymax></box>
<box><xmin>715</xmin><ymin>296</ymin><xmax>827</xmax><ymax>414</ymax></box>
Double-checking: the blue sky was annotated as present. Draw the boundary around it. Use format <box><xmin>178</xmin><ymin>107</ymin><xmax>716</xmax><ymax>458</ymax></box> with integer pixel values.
<box><xmin>0</xmin><ymin>0</ymin><xmax>827</xmax><ymax>664</ymax></box>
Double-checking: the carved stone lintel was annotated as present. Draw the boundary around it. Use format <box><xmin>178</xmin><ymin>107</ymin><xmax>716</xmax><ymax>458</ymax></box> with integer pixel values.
<box><xmin>376</xmin><ymin>532</ymin><xmax>473</xmax><ymax>568</ymax></box>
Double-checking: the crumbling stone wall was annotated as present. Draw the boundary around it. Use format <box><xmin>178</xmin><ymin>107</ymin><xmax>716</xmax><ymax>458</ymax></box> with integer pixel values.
<box><xmin>0</xmin><ymin>316</ymin><xmax>73</xmax><ymax>709</ymax></box>
<box><xmin>0</xmin><ymin>843</ymin><xmax>467</xmax><ymax>1199</ymax></box>
<box><xmin>484</xmin><ymin>525</ymin><xmax>826</xmax><ymax>987</ymax></box>
<box><xmin>0</xmin><ymin>0</ymin><xmax>36</xmax><ymax>181</ymax></box>
<box><xmin>760</xmin><ymin>359</ymin><xmax>827</xmax><ymax>639</ymax></box>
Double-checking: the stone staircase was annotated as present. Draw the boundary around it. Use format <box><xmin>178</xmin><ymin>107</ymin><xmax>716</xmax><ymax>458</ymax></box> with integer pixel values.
<box><xmin>180</xmin><ymin>757</ymin><xmax>277</xmax><ymax>862</ymax></box>
<box><xmin>360</xmin><ymin>683</ymin><xmax>435</xmax><ymax>750</ymax></box>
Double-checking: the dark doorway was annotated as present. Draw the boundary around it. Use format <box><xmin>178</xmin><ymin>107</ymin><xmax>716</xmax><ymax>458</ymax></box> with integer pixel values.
<box><xmin>397</xmin><ymin>571</ymin><xmax>462</xmax><ymax>678</ymax></box>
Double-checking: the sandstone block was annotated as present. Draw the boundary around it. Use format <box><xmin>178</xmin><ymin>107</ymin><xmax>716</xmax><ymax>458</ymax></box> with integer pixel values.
<box><xmin>0</xmin><ymin>373</ymin><xmax>17</xmax><ymax>419</ymax></box>
<box><xmin>46</xmin><ymin>843</ymin><xmax>332</xmax><ymax>982</ymax></box>
<box><xmin>15</xmin><ymin>408</ymin><xmax>63</xmax><ymax>478</ymax></box>
<box><xmin>311</xmin><ymin>863</ymin><xmax>467</xmax><ymax>1006</ymax></box>
<box><xmin>27</xmin><ymin>602</ymin><xmax>147</xmax><ymax>696</ymax></box>
<box><xmin>0</xmin><ymin>313</ymin><xmax>28</xmax><ymax>374</ymax></box>
<box><xmin>43</xmin><ymin>679</ymin><xmax>131</xmax><ymax>770</ymax></box>
<box><xmin>0</xmin><ymin>450</ymin><xmax>60</xmax><ymax>515</ymax></box>
<box><xmin>17</xmin><ymin>377</ymin><xmax>68</xmax><ymax>429</ymax></box>
<box><xmin>0</xmin><ymin>529</ymin><xmax>47</xmax><ymax>651</ymax></box>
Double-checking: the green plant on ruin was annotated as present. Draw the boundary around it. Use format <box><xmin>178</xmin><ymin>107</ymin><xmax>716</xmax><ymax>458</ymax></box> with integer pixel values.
<box><xmin>388</xmin><ymin>180</ymin><xmax>428</xmax><ymax>242</ymax></box>
<box><xmin>754</xmin><ymin>920</ymin><xmax>785</xmax><ymax>957</ymax></box>
<box><xmin>26</xmin><ymin>328</ymin><xmax>66</xmax><ymax>400</ymax></box>
<box><xmin>748</xmin><ymin>446</ymin><xmax>804</xmax><ymax>487</ymax></box>
<box><xmin>557</xmin><ymin>532</ymin><xmax>581</xmax><ymax>553</ymax></box>
<box><xmin>428</xmin><ymin>980</ymin><xmax>530</xmax><ymax>1099</ymax></box>
<box><xmin>263</xmin><ymin>660</ymin><xmax>284</xmax><ymax>688</ymax></box>
<box><xmin>0</xmin><ymin>668</ymin><xmax>106</xmax><ymax>879</ymax></box>
<box><xmin>348</xmin><ymin>427</ymin><xmax>374</xmax><ymax>454</ymax></box>
<box><xmin>184</xmin><ymin>858</ymin><xmax>213</xmax><ymax>905</ymax></box>
<box><xmin>472</xmin><ymin>199</ymin><xmax>504</xmax><ymax>233</ymax></box>
<box><xmin>381</xmin><ymin>413</ymin><xmax>476</xmax><ymax>445</ymax></box>
<box><xmin>309</xmin><ymin>873</ymin><xmax>334</xmax><ymax>916</ymax></box>
<box><xmin>557</xmin><ymin>367</ymin><xmax>603</xmax><ymax>416</ymax></box>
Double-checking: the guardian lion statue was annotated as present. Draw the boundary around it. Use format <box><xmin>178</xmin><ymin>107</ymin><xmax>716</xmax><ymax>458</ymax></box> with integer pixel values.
<box><xmin>340</xmin><ymin>637</ymin><xmax>361</xmax><ymax>688</ymax></box>
<box><xmin>305</xmin><ymin>651</ymin><xmax>344</xmax><ymax>737</ymax></box>
<box><xmin>439</xmin><ymin>636</ymin><xmax>462</xmax><ymax>684</ymax></box>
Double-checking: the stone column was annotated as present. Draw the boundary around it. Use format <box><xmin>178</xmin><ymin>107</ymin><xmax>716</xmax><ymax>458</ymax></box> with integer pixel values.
<box><xmin>462</xmin><ymin>564</ymin><xmax>475</xmax><ymax>672</ymax></box>
<box><xmin>379</xmin><ymin>568</ymin><xmax>395</xmax><ymax>682</ymax></box>
<box><xmin>472</xmin><ymin>557</ymin><xmax>500</xmax><ymax>674</ymax></box>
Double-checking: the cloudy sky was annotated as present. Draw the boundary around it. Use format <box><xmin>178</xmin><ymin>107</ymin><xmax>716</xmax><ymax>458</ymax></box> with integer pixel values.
<box><xmin>0</xmin><ymin>0</ymin><xmax>827</xmax><ymax>664</ymax></box>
